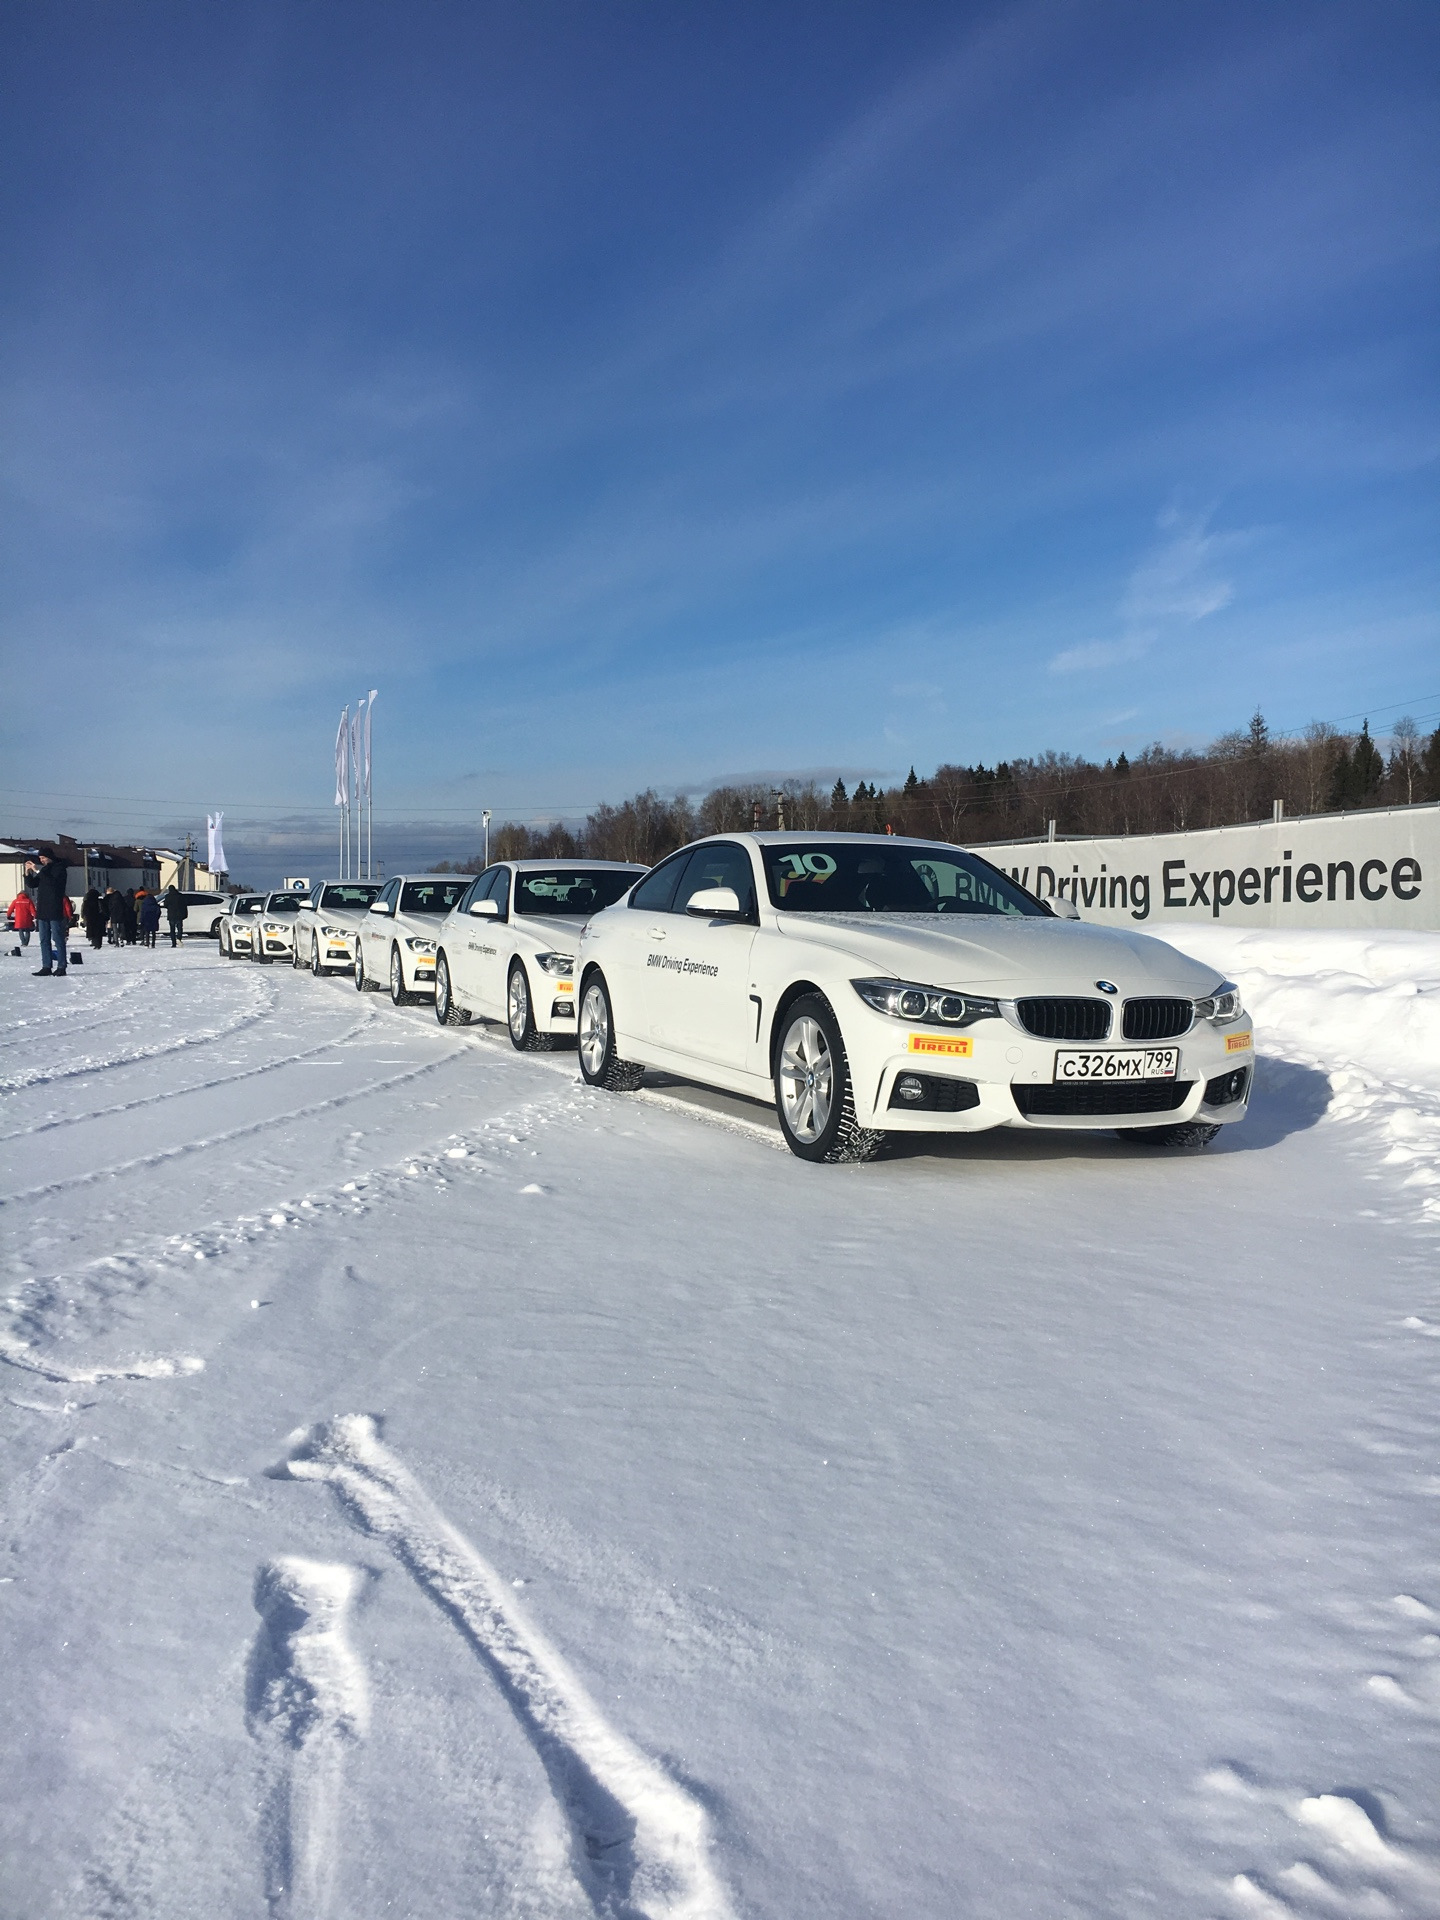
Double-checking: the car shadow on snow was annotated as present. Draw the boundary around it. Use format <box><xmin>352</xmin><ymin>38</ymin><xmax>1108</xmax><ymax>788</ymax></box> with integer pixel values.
<box><xmin>881</xmin><ymin>1055</ymin><xmax>1334</xmax><ymax>1167</ymax></box>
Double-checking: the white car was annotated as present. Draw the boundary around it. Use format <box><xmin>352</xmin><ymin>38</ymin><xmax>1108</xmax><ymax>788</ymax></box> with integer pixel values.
<box><xmin>431</xmin><ymin>860</ymin><xmax>647</xmax><ymax>1045</ymax></box>
<box><xmin>218</xmin><ymin>894</ymin><xmax>266</xmax><ymax>957</ymax></box>
<box><xmin>249</xmin><ymin>891</ymin><xmax>306</xmax><ymax>962</ymax></box>
<box><xmin>293</xmin><ymin>880</ymin><xmax>382</xmax><ymax>975</ymax></box>
<box><xmin>355</xmin><ymin>874</ymin><xmax>472</xmax><ymax>1004</ymax></box>
<box><xmin>574</xmin><ymin>832</ymin><xmax>1255</xmax><ymax>1162</ymax></box>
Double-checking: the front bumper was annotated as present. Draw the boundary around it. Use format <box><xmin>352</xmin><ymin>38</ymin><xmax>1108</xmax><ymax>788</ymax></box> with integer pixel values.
<box><xmin>537</xmin><ymin>977</ymin><xmax>576</xmax><ymax>1031</ymax></box>
<box><xmin>843</xmin><ymin>1006</ymin><xmax>1255</xmax><ymax>1133</ymax></box>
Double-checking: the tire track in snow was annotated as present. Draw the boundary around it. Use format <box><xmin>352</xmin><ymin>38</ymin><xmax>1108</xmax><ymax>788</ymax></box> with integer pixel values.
<box><xmin>0</xmin><ymin>1008</ymin><xmax>383</xmax><ymax>1145</ymax></box>
<box><xmin>0</xmin><ymin>970</ymin><xmax>276</xmax><ymax>1093</ymax></box>
<box><xmin>0</xmin><ymin>1335</ymin><xmax>203</xmax><ymax>1385</ymax></box>
<box><xmin>273</xmin><ymin>1415</ymin><xmax>734</xmax><ymax>1920</ymax></box>
<box><xmin>246</xmin><ymin>1557</ymin><xmax>370</xmax><ymax>1920</ymax></box>
<box><xmin>0</xmin><ymin>1047</ymin><xmax>468</xmax><ymax>1207</ymax></box>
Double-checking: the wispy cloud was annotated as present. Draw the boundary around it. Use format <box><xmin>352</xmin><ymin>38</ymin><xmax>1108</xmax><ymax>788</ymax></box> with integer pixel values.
<box><xmin>1050</xmin><ymin>507</ymin><xmax>1245</xmax><ymax>674</ymax></box>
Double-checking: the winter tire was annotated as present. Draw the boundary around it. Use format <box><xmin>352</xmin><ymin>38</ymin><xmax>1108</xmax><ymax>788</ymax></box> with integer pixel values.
<box><xmin>435</xmin><ymin>953</ymin><xmax>469</xmax><ymax>1026</ymax></box>
<box><xmin>507</xmin><ymin>962</ymin><xmax>554</xmax><ymax>1051</ymax></box>
<box><xmin>355</xmin><ymin>949</ymin><xmax>376</xmax><ymax>992</ymax></box>
<box><xmin>577</xmin><ymin>973</ymin><xmax>643</xmax><ymax>1090</ymax></box>
<box><xmin>390</xmin><ymin>946</ymin><xmax>409</xmax><ymax>1006</ymax></box>
<box><xmin>1122</xmin><ymin>1121</ymin><xmax>1222</xmax><ymax>1149</ymax></box>
<box><xmin>774</xmin><ymin>993</ymin><xmax>886</xmax><ymax>1164</ymax></box>
<box><xmin>311</xmin><ymin>939</ymin><xmax>323</xmax><ymax>977</ymax></box>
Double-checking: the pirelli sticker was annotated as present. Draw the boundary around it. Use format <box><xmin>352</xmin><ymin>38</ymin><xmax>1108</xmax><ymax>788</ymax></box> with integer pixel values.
<box><xmin>907</xmin><ymin>1033</ymin><xmax>973</xmax><ymax>1058</ymax></box>
<box><xmin>1225</xmin><ymin>1030</ymin><xmax>1253</xmax><ymax>1053</ymax></box>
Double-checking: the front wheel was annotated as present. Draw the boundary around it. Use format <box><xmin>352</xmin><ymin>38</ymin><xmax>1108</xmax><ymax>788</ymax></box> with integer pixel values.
<box><xmin>774</xmin><ymin>994</ymin><xmax>886</xmax><ymax>1163</ymax></box>
<box><xmin>435</xmin><ymin>953</ymin><xmax>470</xmax><ymax>1026</ymax></box>
<box><xmin>355</xmin><ymin>947</ymin><xmax>376</xmax><ymax>992</ymax></box>
<box><xmin>1122</xmin><ymin>1121</ymin><xmax>1222</xmax><ymax>1149</ymax></box>
<box><xmin>311</xmin><ymin>938</ymin><xmax>323</xmax><ymax>977</ymax></box>
<box><xmin>507</xmin><ymin>962</ymin><xmax>555</xmax><ymax>1051</ymax></box>
<box><xmin>390</xmin><ymin>946</ymin><xmax>410</xmax><ymax>1006</ymax></box>
<box><xmin>577</xmin><ymin>974</ymin><xmax>643</xmax><ymax>1090</ymax></box>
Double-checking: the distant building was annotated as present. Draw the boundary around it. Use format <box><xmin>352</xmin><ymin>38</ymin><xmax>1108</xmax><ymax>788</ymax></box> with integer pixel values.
<box><xmin>1</xmin><ymin>833</ymin><xmax>162</xmax><ymax>908</ymax></box>
<box><xmin>154</xmin><ymin>850</ymin><xmax>221</xmax><ymax>893</ymax></box>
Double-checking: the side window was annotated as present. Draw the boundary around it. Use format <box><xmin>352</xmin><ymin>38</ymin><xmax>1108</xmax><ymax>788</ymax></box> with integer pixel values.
<box><xmin>629</xmin><ymin>852</ymin><xmax>691</xmax><ymax>913</ymax></box>
<box><xmin>671</xmin><ymin>843</ymin><xmax>756</xmax><ymax>917</ymax></box>
<box><xmin>486</xmin><ymin>867</ymin><xmax>511</xmax><ymax>915</ymax></box>
<box><xmin>380</xmin><ymin>879</ymin><xmax>401</xmax><ymax>910</ymax></box>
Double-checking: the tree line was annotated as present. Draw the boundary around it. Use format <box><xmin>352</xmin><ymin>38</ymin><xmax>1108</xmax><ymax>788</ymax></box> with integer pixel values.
<box><xmin>435</xmin><ymin>712</ymin><xmax>1440</xmax><ymax>871</ymax></box>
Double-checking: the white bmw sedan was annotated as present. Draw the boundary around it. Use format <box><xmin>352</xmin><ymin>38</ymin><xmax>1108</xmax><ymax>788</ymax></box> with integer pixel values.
<box><xmin>217</xmin><ymin>894</ymin><xmax>265</xmax><ymax>957</ymax></box>
<box><xmin>431</xmin><ymin>860</ymin><xmax>646</xmax><ymax>1045</ymax></box>
<box><xmin>355</xmin><ymin>874</ymin><xmax>471</xmax><ymax>1004</ymax></box>
<box><xmin>293</xmin><ymin>879</ymin><xmax>382</xmax><ymax>975</ymax></box>
<box><xmin>575</xmin><ymin>832</ymin><xmax>1254</xmax><ymax>1162</ymax></box>
<box><xmin>248</xmin><ymin>891</ymin><xmax>306</xmax><ymax>962</ymax></box>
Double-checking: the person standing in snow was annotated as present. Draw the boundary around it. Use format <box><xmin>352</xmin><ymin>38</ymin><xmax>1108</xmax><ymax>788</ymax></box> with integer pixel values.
<box><xmin>24</xmin><ymin>851</ymin><xmax>69</xmax><ymax>977</ymax></box>
<box><xmin>104</xmin><ymin>886</ymin><xmax>125</xmax><ymax>944</ymax></box>
<box><xmin>137</xmin><ymin>890</ymin><xmax>160</xmax><ymax>948</ymax></box>
<box><xmin>164</xmin><ymin>887</ymin><xmax>187</xmax><ymax>947</ymax></box>
<box><xmin>121</xmin><ymin>888</ymin><xmax>138</xmax><ymax>944</ymax></box>
<box><xmin>81</xmin><ymin>887</ymin><xmax>105</xmax><ymax>948</ymax></box>
<box><xmin>9</xmin><ymin>887</ymin><xmax>36</xmax><ymax>954</ymax></box>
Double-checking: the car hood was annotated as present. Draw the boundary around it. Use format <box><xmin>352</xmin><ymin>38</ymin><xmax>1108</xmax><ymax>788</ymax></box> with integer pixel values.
<box><xmin>514</xmin><ymin>913</ymin><xmax>587</xmax><ymax>947</ymax></box>
<box><xmin>773</xmin><ymin>913</ymin><xmax>1221</xmax><ymax>996</ymax></box>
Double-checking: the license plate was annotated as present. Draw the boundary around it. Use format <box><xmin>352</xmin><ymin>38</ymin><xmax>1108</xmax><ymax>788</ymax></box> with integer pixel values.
<box><xmin>1054</xmin><ymin>1047</ymin><xmax>1179</xmax><ymax>1082</ymax></box>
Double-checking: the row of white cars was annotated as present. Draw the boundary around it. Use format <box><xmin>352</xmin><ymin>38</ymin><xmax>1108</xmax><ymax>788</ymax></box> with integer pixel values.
<box><xmin>219</xmin><ymin>834</ymin><xmax>1254</xmax><ymax>1163</ymax></box>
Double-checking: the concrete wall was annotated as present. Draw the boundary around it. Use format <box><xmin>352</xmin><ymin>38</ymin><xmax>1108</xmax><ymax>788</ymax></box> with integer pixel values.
<box><xmin>969</xmin><ymin>802</ymin><xmax>1439</xmax><ymax>929</ymax></box>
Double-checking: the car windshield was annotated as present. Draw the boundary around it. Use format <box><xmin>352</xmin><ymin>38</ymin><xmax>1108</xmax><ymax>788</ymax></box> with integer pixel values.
<box><xmin>764</xmin><ymin>843</ymin><xmax>1046</xmax><ymax>917</ymax></box>
<box><xmin>234</xmin><ymin>898</ymin><xmax>263</xmax><ymax>914</ymax></box>
<box><xmin>265</xmin><ymin>896</ymin><xmax>302</xmax><ymax>914</ymax></box>
<box><xmin>320</xmin><ymin>884</ymin><xmax>381</xmax><ymax>910</ymax></box>
<box><xmin>514</xmin><ymin>869</ymin><xmax>639</xmax><ymax>916</ymax></box>
<box><xmin>400</xmin><ymin>880</ymin><xmax>470</xmax><ymax>915</ymax></box>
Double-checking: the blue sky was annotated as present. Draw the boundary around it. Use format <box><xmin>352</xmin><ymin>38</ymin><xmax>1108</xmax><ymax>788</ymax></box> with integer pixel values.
<box><xmin>2</xmin><ymin>1</ymin><xmax>1437</xmax><ymax>881</ymax></box>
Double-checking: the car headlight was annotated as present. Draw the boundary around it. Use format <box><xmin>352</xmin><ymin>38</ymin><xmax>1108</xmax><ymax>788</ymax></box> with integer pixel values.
<box><xmin>262</xmin><ymin>923</ymin><xmax>284</xmax><ymax>934</ymax></box>
<box><xmin>320</xmin><ymin>923</ymin><xmax>347</xmax><ymax>937</ymax></box>
<box><xmin>405</xmin><ymin>938</ymin><xmax>437</xmax><ymax>954</ymax></box>
<box><xmin>851</xmin><ymin>978</ymin><xmax>1002</xmax><ymax>1027</ymax></box>
<box><xmin>1194</xmin><ymin>981</ymin><xmax>1244</xmax><ymax>1024</ymax></box>
<box><xmin>535</xmin><ymin>952</ymin><xmax>575</xmax><ymax>976</ymax></box>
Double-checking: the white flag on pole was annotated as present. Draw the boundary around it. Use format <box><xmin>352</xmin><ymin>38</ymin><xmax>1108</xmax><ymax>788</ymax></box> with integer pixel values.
<box><xmin>363</xmin><ymin>688</ymin><xmax>378</xmax><ymax>798</ymax></box>
<box><xmin>350</xmin><ymin>703</ymin><xmax>362</xmax><ymax>807</ymax></box>
<box><xmin>207</xmin><ymin>812</ymin><xmax>227</xmax><ymax>874</ymax></box>
<box><xmin>335</xmin><ymin>706</ymin><xmax>349</xmax><ymax>806</ymax></box>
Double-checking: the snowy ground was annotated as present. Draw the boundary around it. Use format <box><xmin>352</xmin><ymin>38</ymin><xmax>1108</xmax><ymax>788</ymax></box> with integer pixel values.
<box><xmin>1</xmin><ymin>926</ymin><xmax>1438</xmax><ymax>1920</ymax></box>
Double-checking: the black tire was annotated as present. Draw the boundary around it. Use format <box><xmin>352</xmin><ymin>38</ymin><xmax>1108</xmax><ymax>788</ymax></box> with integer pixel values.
<box><xmin>355</xmin><ymin>947</ymin><xmax>376</xmax><ymax>992</ymax></box>
<box><xmin>311</xmin><ymin>938</ymin><xmax>323</xmax><ymax>977</ymax></box>
<box><xmin>390</xmin><ymin>946</ymin><xmax>410</xmax><ymax>1006</ymax></box>
<box><xmin>435</xmin><ymin>952</ymin><xmax>470</xmax><ymax>1026</ymax></box>
<box><xmin>507</xmin><ymin>961</ymin><xmax>556</xmax><ymax>1051</ymax></box>
<box><xmin>773</xmin><ymin>993</ymin><xmax>886</xmax><ymax>1164</ymax></box>
<box><xmin>577</xmin><ymin>972</ymin><xmax>643</xmax><ymax>1090</ymax></box>
<box><xmin>1121</xmin><ymin>1121</ymin><xmax>1222</xmax><ymax>1149</ymax></box>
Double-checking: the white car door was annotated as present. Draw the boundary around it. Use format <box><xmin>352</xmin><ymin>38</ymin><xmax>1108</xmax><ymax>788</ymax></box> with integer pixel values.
<box><xmin>642</xmin><ymin>843</ymin><xmax>760</xmax><ymax>1070</ymax></box>
<box><xmin>451</xmin><ymin>868</ymin><xmax>504</xmax><ymax>1012</ymax></box>
<box><xmin>366</xmin><ymin>878</ymin><xmax>401</xmax><ymax>972</ymax></box>
<box><xmin>595</xmin><ymin>850</ymin><xmax>693</xmax><ymax>1050</ymax></box>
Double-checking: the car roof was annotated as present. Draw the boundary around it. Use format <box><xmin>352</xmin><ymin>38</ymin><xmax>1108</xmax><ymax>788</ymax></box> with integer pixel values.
<box><xmin>505</xmin><ymin>859</ymin><xmax>647</xmax><ymax>871</ymax></box>
<box><xmin>389</xmin><ymin>873</ymin><xmax>467</xmax><ymax>883</ymax></box>
<box><xmin>713</xmin><ymin>830</ymin><xmax>969</xmax><ymax>851</ymax></box>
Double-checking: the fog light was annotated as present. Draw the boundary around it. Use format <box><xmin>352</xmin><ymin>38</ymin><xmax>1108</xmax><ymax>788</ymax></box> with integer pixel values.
<box><xmin>895</xmin><ymin>1073</ymin><xmax>925</xmax><ymax>1103</ymax></box>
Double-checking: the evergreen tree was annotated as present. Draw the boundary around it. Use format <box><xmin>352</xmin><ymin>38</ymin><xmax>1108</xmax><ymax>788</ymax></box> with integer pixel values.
<box><xmin>1353</xmin><ymin>721</ymin><xmax>1383</xmax><ymax>797</ymax></box>
<box><xmin>903</xmin><ymin>766</ymin><xmax>919</xmax><ymax>794</ymax></box>
<box><xmin>1114</xmin><ymin>750</ymin><xmax>1130</xmax><ymax>777</ymax></box>
<box><xmin>1329</xmin><ymin>742</ymin><xmax>1355</xmax><ymax>810</ymax></box>
<box><xmin>830</xmin><ymin>777</ymin><xmax>848</xmax><ymax>809</ymax></box>
<box><xmin>1424</xmin><ymin>726</ymin><xmax>1440</xmax><ymax>803</ymax></box>
<box><xmin>1247</xmin><ymin>708</ymin><xmax>1270</xmax><ymax>755</ymax></box>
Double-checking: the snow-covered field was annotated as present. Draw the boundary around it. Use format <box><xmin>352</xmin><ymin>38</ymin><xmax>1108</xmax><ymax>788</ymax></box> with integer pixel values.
<box><xmin>2</xmin><ymin>926</ymin><xmax>1438</xmax><ymax>1920</ymax></box>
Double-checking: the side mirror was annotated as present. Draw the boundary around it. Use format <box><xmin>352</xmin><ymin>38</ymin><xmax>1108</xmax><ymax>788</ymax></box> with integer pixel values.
<box><xmin>469</xmin><ymin>898</ymin><xmax>500</xmax><ymax>918</ymax></box>
<box><xmin>686</xmin><ymin>885</ymin><xmax>744</xmax><ymax>918</ymax></box>
<box><xmin>1049</xmin><ymin>895</ymin><xmax>1081</xmax><ymax>921</ymax></box>
<box><xmin>368</xmin><ymin>900</ymin><xmax>393</xmax><ymax>915</ymax></box>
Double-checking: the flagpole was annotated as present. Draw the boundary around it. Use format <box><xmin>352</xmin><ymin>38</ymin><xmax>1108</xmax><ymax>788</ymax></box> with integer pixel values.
<box><xmin>364</xmin><ymin>689</ymin><xmax>377</xmax><ymax>879</ymax></box>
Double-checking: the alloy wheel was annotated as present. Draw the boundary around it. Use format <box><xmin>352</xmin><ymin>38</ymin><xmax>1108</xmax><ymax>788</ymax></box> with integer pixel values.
<box><xmin>778</xmin><ymin>1015</ymin><xmax>834</xmax><ymax>1144</ymax></box>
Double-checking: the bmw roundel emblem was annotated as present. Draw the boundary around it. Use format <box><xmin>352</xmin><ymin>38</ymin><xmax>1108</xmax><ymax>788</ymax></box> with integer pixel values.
<box><xmin>1095</xmin><ymin>979</ymin><xmax>1118</xmax><ymax>994</ymax></box>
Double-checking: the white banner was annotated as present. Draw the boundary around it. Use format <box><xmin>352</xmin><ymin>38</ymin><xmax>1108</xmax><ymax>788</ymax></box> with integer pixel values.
<box><xmin>335</xmin><ymin>706</ymin><xmax>349</xmax><ymax>808</ymax></box>
<box><xmin>207</xmin><ymin>811</ymin><xmax>227</xmax><ymax>874</ymax></box>
<box><xmin>363</xmin><ymin>687</ymin><xmax>377</xmax><ymax>798</ymax></box>
<box><xmin>969</xmin><ymin>803</ymin><xmax>1439</xmax><ymax>930</ymax></box>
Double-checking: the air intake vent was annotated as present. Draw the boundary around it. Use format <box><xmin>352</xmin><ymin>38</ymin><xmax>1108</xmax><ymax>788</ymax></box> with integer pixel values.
<box><xmin>1014</xmin><ymin>997</ymin><xmax>1111</xmax><ymax>1042</ymax></box>
<box><xmin>1012</xmin><ymin>1080</ymin><xmax>1193</xmax><ymax>1118</ymax></box>
<box><xmin>1122</xmin><ymin>998</ymin><xmax>1193</xmax><ymax>1041</ymax></box>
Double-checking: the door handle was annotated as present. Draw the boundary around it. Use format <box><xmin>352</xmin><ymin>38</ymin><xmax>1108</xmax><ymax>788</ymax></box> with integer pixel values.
<box><xmin>648</xmin><ymin>926</ymin><xmax>667</xmax><ymax>941</ymax></box>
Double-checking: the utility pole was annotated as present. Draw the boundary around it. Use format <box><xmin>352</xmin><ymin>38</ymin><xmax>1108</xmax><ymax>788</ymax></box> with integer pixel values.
<box><xmin>482</xmin><ymin>810</ymin><xmax>492</xmax><ymax>868</ymax></box>
<box><xmin>774</xmin><ymin>791</ymin><xmax>786</xmax><ymax>832</ymax></box>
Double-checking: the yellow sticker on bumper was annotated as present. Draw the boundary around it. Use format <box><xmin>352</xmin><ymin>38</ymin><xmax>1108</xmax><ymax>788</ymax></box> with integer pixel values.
<box><xmin>556</xmin><ymin>981</ymin><xmax>574</xmax><ymax>993</ymax></box>
<box><xmin>907</xmin><ymin>1033</ymin><xmax>973</xmax><ymax>1057</ymax></box>
<box><xmin>1226</xmin><ymin>1031</ymin><xmax>1253</xmax><ymax>1052</ymax></box>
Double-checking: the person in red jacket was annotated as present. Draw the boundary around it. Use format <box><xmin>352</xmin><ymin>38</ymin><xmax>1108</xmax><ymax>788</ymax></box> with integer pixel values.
<box><xmin>9</xmin><ymin>889</ymin><xmax>36</xmax><ymax>953</ymax></box>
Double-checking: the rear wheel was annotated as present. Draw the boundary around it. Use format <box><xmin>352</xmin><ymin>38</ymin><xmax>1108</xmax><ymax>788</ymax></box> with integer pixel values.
<box><xmin>435</xmin><ymin>953</ymin><xmax>469</xmax><ymax>1025</ymax></box>
<box><xmin>390</xmin><ymin>946</ymin><xmax>409</xmax><ymax>1006</ymax></box>
<box><xmin>577</xmin><ymin>974</ymin><xmax>643</xmax><ymax>1090</ymax></box>
<box><xmin>1122</xmin><ymin>1121</ymin><xmax>1222</xmax><ymax>1149</ymax></box>
<box><xmin>355</xmin><ymin>947</ymin><xmax>375</xmax><ymax>992</ymax></box>
<box><xmin>774</xmin><ymin>994</ymin><xmax>885</xmax><ymax>1164</ymax></box>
